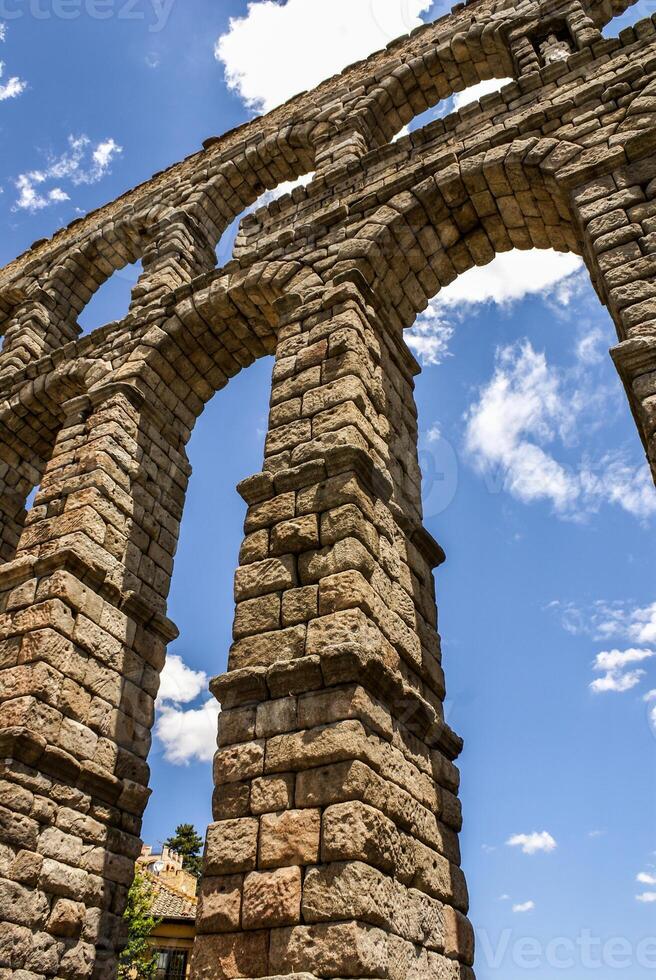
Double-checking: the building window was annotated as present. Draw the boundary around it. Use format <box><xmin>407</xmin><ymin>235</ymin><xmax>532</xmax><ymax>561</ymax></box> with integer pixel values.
<box><xmin>155</xmin><ymin>949</ymin><xmax>188</xmax><ymax>979</ymax></box>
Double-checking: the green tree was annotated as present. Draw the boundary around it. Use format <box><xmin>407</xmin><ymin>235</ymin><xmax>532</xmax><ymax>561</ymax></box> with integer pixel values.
<box><xmin>164</xmin><ymin>823</ymin><xmax>204</xmax><ymax>879</ymax></box>
<box><xmin>118</xmin><ymin>868</ymin><xmax>160</xmax><ymax>980</ymax></box>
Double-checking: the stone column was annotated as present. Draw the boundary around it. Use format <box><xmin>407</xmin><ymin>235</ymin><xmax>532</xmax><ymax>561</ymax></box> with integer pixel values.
<box><xmin>0</xmin><ymin>384</ymin><xmax>183</xmax><ymax>979</ymax></box>
<box><xmin>192</xmin><ymin>272</ymin><xmax>475</xmax><ymax>980</ymax></box>
<box><xmin>0</xmin><ymin>296</ymin><xmax>71</xmax><ymax>382</ymax></box>
<box><xmin>132</xmin><ymin>210</ymin><xmax>219</xmax><ymax>311</ymax></box>
<box><xmin>571</xmin><ymin>152</ymin><xmax>656</xmax><ymax>480</ymax></box>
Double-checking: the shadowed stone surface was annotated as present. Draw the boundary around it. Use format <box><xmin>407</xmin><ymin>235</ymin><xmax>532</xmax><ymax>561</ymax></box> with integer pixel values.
<box><xmin>0</xmin><ymin>0</ymin><xmax>655</xmax><ymax>976</ymax></box>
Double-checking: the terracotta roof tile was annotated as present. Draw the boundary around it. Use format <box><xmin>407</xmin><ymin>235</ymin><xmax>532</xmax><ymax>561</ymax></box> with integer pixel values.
<box><xmin>148</xmin><ymin>876</ymin><xmax>198</xmax><ymax>921</ymax></box>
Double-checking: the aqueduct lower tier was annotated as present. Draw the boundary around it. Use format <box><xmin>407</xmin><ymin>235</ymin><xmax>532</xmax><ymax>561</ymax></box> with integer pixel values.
<box><xmin>0</xmin><ymin>0</ymin><xmax>655</xmax><ymax>976</ymax></box>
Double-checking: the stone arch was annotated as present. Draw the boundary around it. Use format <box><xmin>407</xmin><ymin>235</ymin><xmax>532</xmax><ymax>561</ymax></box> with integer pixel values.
<box><xmin>0</xmin><ymin>356</ymin><xmax>109</xmax><ymax>562</ymax></box>
<box><xmin>114</xmin><ymin>261</ymin><xmax>324</xmax><ymax>448</ymax></box>
<box><xmin>349</xmin><ymin>23</ymin><xmax>517</xmax><ymax>148</ymax></box>
<box><xmin>329</xmin><ymin>137</ymin><xmax>583</xmax><ymax>335</ymax></box>
<box><xmin>185</xmin><ymin>126</ymin><xmax>318</xmax><ymax>255</ymax></box>
<box><xmin>0</xmin><ymin>285</ymin><xmax>26</xmax><ymax>333</ymax></box>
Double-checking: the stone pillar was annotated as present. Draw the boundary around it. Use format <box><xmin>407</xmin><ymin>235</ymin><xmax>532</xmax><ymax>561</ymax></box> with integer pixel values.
<box><xmin>132</xmin><ymin>210</ymin><xmax>218</xmax><ymax>311</ymax></box>
<box><xmin>571</xmin><ymin>153</ymin><xmax>656</xmax><ymax>479</ymax></box>
<box><xmin>0</xmin><ymin>384</ymin><xmax>183</xmax><ymax>979</ymax></box>
<box><xmin>0</xmin><ymin>296</ymin><xmax>70</xmax><ymax>382</ymax></box>
<box><xmin>192</xmin><ymin>272</ymin><xmax>474</xmax><ymax>980</ymax></box>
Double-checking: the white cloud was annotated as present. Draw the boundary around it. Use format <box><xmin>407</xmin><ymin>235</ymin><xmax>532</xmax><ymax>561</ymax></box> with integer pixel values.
<box><xmin>498</xmin><ymin>894</ymin><xmax>511</xmax><ymax>901</ymax></box>
<box><xmin>154</xmin><ymin>698</ymin><xmax>219</xmax><ymax>766</ymax></box>
<box><xmin>513</xmin><ymin>901</ymin><xmax>536</xmax><ymax>913</ymax></box>
<box><xmin>636</xmin><ymin>892</ymin><xmax>656</xmax><ymax>903</ymax></box>
<box><xmin>0</xmin><ymin>26</ymin><xmax>26</xmax><ymax>101</ymax></box>
<box><xmin>215</xmin><ymin>0</ymin><xmax>433</xmax><ymax>114</ymax></box>
<box><xmin>157</xmin><ymin>653</ymin><xmax>208</xmax><ymax>706</ymax></box>
<box><xmin>507</xmin><ymin>832</ymin><xmax>557</xmax><ymax>855</ymax></box>
<box><xmin>593</xmin><ymin>648</ymin><xmax>654</xmax><ymax>672</ymax></box>
<box><xmin>590</xmin><ymin>669</ymin><xmax>646</xmax><ymax>694</ymax></box>
<box><xmin>92</xmin><ymin>138</ymin><xmax>122</xmax><ymax>175</ymax></box>
<box><xmin>409</xmin><ymin>252</ymin><xmax>583</xmax><ymax>367</ymax></box>
<box><xmin>644</xmin><ymin>689</ymin><xmax>656</xmax><ymax>702</ymax></box>
<box><xmin>453</xmin><ymin>77</ymin><xmax>512</xmax><ymax>111</ymax></box>
<box><xmin>153</xmin><ymin>653</ymin><xmax>218</xmax><ymax>766</ymax></box>
<box><xmin>0</xmin><ymin>69</ymin><xmax>26</xmax><ymax>101</ymax></box>
<box><xmin>637</xmin><ymin>872</ymin><xmax>656</xmax><ymax>885</ymax></box>
<box><xmin>590</xmin><ymin>648</ymin><xmax>654</xmax><ymax>695</ymax></box>
<box><xmin>549</xmin><ymin>599</ymin><xmax>656</xmax><ymax>646</ymax></box>
<box><xmin>13</xmin><ymin>134</ymin><xmax>122</xmax><ymax>213</ymax></box>
<box><xmin>47</xmin><ymin>187</ymin><xmax>70</xmax><ymax>203</ymax></box>
<box><xmin>576</xmin><ymin>327</ymin><xmax>606</xmax><ymax>365</ymax></box>
<box><xmin>588</xmin><ymin>830</ymin><xmax>606</xmax><ymax>838</ymax></box>
<box><xmin>407</xmin><ymin>310</ymin><xmax>454</xmax><ymax>366</ymax></box>
<box><xmin>14</xmin><ymin>175</ymin><xmax>69</xmax><ymax>213</ymax></box>
<box><xmin>425</xmin><ymin>422</ymin><xmax>442</xmax><ymax>444</ymax></box>
<box><xmin>464</xmin><ymin>340</ymin><xmax>656</xmax><ymax>521</ymax></box>
<box><xmin>635</xmin><ymin>606</ymin><xmax>656</xmax><ymax>646</ymax></box>
<box><xmin>439</xmin><ymin>251</ymin><xmax>583</xmax><ymax>309</ymax></box>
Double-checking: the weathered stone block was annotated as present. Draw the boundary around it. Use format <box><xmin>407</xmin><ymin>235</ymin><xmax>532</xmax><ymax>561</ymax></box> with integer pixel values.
<box><xmin>204</xmin><ymin>819</ymin><xmax>259</xmax><ymax>875</ymax></box>
<box><xmin>190</xmin><ymin>931</ymin><xmax>269</xmax><ymax>979</ymax></box>
<box><xmin>197</xmin><ymin>875</ymin><xmax>243</xmax><ymax>934</ymax></box>
<box><xmin>47</xmin><ymin>898</ymin><xmax>85</xmax><ymax>938</ymax></box>
<box><xmin>228</xmin><ymin>625</ymin><xmax>306</xmax><ymax>671</ymax></box>
<box><xmin>259</xmin><ymin>809</ymin><xmax>320</xmax><ymax>868</ymax></box>
<box><xmin>234</xmin><ymin>557</ymin><xmax>297</xmax><ymax>602</ymax></box>
<box><xmin>213</xmin><ymin>741</ymin><xmax>265</xmax><ymax>785</ymax></box>
<box><xmin>242</xmin><ymin>866</ymin><xmax>302</xmax><ymax>928</ymax></box>
<box><xmin>250</xmin><ymin>775</ymin><xmax>295</xmax><ymax>815</ymax></box>
<box><xmin>269</xmin><ymin>921</ymin><xmax>388</xmax><ymax>977</ymax></box>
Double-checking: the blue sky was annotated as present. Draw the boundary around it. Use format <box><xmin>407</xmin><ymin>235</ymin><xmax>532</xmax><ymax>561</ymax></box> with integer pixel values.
<box><xmin>2</xmin><ymin>0</ymin><xmax>655</xmax><ymax>976</ymax></box>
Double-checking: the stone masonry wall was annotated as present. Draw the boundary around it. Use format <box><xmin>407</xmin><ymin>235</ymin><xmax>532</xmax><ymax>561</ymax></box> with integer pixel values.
<box><xmin>0</xmin><ymin>0</ymin><xmax>655</xmax><ymax>977</ymax></box>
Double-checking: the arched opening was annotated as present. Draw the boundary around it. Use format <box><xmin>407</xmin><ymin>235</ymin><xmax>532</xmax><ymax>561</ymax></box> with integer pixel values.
<box><xmin>601</xmin><ymin>0</ymin><xmax>644</xmax><ymax>35</ymax></box>
<box><xmin>409</xmin><ymin>246</ymin><xmax>655</xmax><ymax>961</ymax></box>
<box><xmin>140</xmin><ymin>354</ymin><xmax>273</xmax><ymax>852</ymax></box>
<box><xmin>215</xmin><ymin>173</ymin><xmax>315</xmax><ymax>269</ymax></box>
<box><xmin>392</xmin><ymin>76</ymin><xmax>514</xmax><ymax>143</ymax></box>
<box><xmin>0</xmin><ymin>358</ymin><xmax>95</xmax><ymax>563</ymax></box>
<box><xmin>77</xmin><ymin>259</ymin><xmax>143</xmax><ymax>335</ymax></box>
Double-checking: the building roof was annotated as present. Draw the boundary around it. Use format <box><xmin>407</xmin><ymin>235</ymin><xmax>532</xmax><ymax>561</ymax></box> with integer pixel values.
<box><xmin>149</xmin><ymin>875</ymin><xmax>198</xmax><ymax>922</ymax></box>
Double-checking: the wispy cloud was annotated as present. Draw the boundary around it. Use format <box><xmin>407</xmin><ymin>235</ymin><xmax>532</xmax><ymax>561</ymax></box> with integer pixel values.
<box><xmin>636</xmin><ymin>892</ymin><xmax>656</xmax><ymax>903</ymax></box>
<box><xmin>463</xmin><ymin>340</ymin><xmax>656</xmax><ymax>522</ymax></box>
<box><xmin>0</xmin><ymin>23</ymin><xmax>27</xmax><ymax>101</ymax></box>
<box><xmin>408</xmin><ymin>253</ymin><xmax>583</xmax><ymax>366</ymax></box>
<box><xmin>513</xmin><ymin>900</ymin><xmax>536</xmax><ymax>913</ymax></box>
<box><xmin>507</xmin><ymin>831</ymin><xmax>557</xmax><ymax>855</ymax></box>
<box><xmin>590</xmin><ymin>646</ymin><xmax>654</xmax><ymax>694</ymax></box>
<box><xmin>407</xmin><ymin>310</ymin><xmax>454</xmax><ymax>366</ymax></box>
<box><xmin>637</xmin><ymin>872</ymin><xmax>656</xmax><ymax>886</ymax></box>
<box><xmin>13</xmin><ymin>134</ymin><xmax>122</xmax><ymax>213</ymax></box>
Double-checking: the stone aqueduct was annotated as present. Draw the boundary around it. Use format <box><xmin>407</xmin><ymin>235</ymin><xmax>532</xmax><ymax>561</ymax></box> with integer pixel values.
<box><xmin>0</xmin><ymin>0</ymin><xmax>654</xmax><ymax>975</ymax></box>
